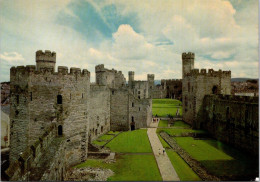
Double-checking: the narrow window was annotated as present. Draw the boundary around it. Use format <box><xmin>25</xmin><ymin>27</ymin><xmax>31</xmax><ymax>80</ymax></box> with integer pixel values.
<box><xmin>138</xmin><ymin>96</ymin><xmax>140</xmax><ymax>99</ymax></box>
<box><xmin>132</xmin><ymin>102</ymin><xmax>134</xmax><ymax>107</ymax></box>
<box><xmin>58</xmin><ymin>125</ymin><xmax>63</xmax><ymax>136</ymax></box>
<box><xmin>82</xmin><ymin>93</ymin><xmax>84</xmax><ymax>98</ymax></box>
<box><xmin>101</xmin><ymin>126</ymin><xmax>103</xmax><ymax>133</ymax></box>
<box><xmin>16</xmin><ymin>95</ymin><xmax>19</xmax><ymax>104</ymax></box>
<box><xmin>188</xmin><ymin>82</ymin><xmax>190</xmax><ymax>92</ymax></box>
<box><xmin>245</xmin><ymin>110</ymin><xmax>248</xmax><ymax>121</ymax></box>
<box><xmin>112</xmin><ymin>90</ymin><xmax>114</xmax><ymax>95</ymax></box>
<box><xmin>132</xmin><ymin>116</ymin><xmax>134</xmax><ymax>122</ymax></box>
<box><xmin>30</xmin><ymin>92</ymin><xmax>32</xmax><ymax>101</ymax></box>
<box><xmin>139</xmin><ymin>107</ymin><xmax>141</xmax><ymax>111</ymax></box>
<box><xmin>226</xmin><ymin>107</ymin><xmax>230</xmax><ymax>119</ymax></box>
<box><xmin>57</xmin><ymin>95</ymin><xmax>62</xmax><ymax>104</ymax></box>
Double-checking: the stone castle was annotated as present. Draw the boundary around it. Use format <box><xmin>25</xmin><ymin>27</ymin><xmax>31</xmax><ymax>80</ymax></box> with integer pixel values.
<box><xmin>6</xmin><ymin>50</ymin><xmax>153</xmax><ymax>180</ymax></box>
<box><xmin>182</xmin><ymin>52</ymin><xmax>258</xmax><ymax>156</ymax></box>
<box><xmin>5</xmin><ymin>50</ymin><xmax>258</xmax><ymax>181</ymax></box>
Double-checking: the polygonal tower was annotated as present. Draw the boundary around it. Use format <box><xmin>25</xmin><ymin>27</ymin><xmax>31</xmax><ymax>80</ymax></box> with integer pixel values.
<box><xmin>128</xmin><ymin>71</ymin><xmax>135</xmax><ymax>88</ymax></box>
<box><xmin>36</xmin><ymin>50</ymin><xmax>56</xmax><ymax>71</ymax></box>
<box><xmin>147</xmin><ymin>74</ymin><xmax>154</xmax><ymax>89</ymax></box>
<box><xmin>182</xmin><ymin>52</ymin><xmax>194</xmax><ymax>79</ymax></box>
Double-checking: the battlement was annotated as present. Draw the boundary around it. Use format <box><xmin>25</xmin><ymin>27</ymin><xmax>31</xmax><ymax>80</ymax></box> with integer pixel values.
<box><xmin>161</xmin><ymin>79</ymin><xmax>182</xmax><ymax>82</ymax></box>
<box><xmin>186</xmin><ymin>68</ymin><xmax>231</xmax><ymax>77</ymax></box>
<box><xmin>10</xmin><ymin>65</ymin><xmax>90</xmax><ymax>77</ymax></box>
<box><xmin>129</xmin><ymin>71</ymin><xmax>135</xmax><ymax>75</ymax></box>
<box><xmin>36</xmin><ymin>50</ymin><xmax>56</xmax><ymax>63</ymax></box>
<box><xmin>205</xmin><ymin>94</ymin><xmax>258</xmax><ymax>104</ymax></box>
<box><xmin>182</xmin><ymin>52</ymin><xmax>195</xmax><ymax>59</ymax></box>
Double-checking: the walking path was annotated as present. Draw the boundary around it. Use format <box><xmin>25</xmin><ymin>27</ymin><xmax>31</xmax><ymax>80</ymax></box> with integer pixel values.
<box><xmin>147</xmin><ymin>121</ymin><xmax>180</xmax><ymax>181</ymax></box>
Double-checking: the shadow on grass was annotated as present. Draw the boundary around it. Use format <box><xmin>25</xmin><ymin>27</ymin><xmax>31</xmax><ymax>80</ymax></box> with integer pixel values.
<box><xmin>200</xmin><ymin>159</ymin><xmax>258</xmax><ymax>181</ymax></box>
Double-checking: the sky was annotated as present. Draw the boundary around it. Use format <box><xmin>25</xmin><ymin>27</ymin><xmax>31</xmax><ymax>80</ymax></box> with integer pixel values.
<box><xmin>0</xmin><ymin>0</ymin><xmax>259</xmax><ymax>82</ymax></box>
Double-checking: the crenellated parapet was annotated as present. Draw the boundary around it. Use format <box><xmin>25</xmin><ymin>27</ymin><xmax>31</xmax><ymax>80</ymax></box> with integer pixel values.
<box><xmin>182</xmin><ymin>52</ymin><xmax>195</xmax><ymax>59</ymax></box>
<box><xmin>36</xmin><ymin>50</ymin><xmax>56</xmax><ymax>63</ymax></box>
<box><xmin>186</xmin><ymin>68</ymin><xmax>231</xmax><ymax>78</ymax></box>
<box><xmin>206</xmin><ymin>94</ymin><xmax>258</xmax><ymax>103</ymax></box>
<box><xmin>10</xmin><ymin>65</ymin><xmax>90</xmax><ymax>79</ymax></box>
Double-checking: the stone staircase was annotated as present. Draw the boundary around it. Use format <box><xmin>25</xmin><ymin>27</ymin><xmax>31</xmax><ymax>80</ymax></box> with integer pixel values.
<box><xmin>28</xmin><ymin>137</ymin><xmax>63</xmax><ymax>181</ymax></box>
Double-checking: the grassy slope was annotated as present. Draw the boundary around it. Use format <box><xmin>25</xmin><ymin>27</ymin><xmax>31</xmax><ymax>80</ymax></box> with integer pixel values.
<box><xmin>75</xmin><ymin>155</ymin><xmax>162</xmax><ymax>181</ymax></box>
<box><xmin>158</xmin><ymin>120</ymin><xmax>168</xmax><ymax>127</ymax></box>
<box><xmin>166</xmin><ymin>149</ymin><xmax>201</xmax><ymax>181</ymax></box>
<box><xmin>175</xmin><ymin>137</ymin><xmax>258</xmax><ymax>177</ymax></box>
<box><xmin>152</xmin><ymin>99</ymin><xmax>182</xmax><ymax>117</ymax></box>
<box><xmin>106</xmin><ymin>129</ymin><xmax>152</xmax><ymax>153</ymax></box>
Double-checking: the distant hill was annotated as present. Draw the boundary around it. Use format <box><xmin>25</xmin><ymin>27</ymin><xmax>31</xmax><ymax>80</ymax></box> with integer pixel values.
<box><xmin>154</xmin><ymin>80</ymin><xmax>161</xmax><ymax>85</ymax></box>
<box><xmin>231</xmin><ymin>78</ymin><xmax>258</xmax><ymax>82</ymax></box>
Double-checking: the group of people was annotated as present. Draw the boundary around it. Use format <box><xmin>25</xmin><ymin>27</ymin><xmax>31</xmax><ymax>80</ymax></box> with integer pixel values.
<box><xmin>158</xmin><ymin>148</ymin><xmax>166</xmax><ymax>155</ymax></box>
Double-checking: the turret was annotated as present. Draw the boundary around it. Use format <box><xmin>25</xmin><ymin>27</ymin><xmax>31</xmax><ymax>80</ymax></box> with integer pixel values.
<box><xmin>36</xmin><ymin>50</ymin><xmax>56</xmax><ymax>71</ymax></box>
<box><xmin>128</xmin><ymin>71</ymin><xmax>134</xmax><ymax>87</ymax></box>
<box><xmin>182</xmin><ymin>52</ymin><xmax>194</xmax><ymax>79</ymax></box>
<box><xmin>147</xmin><ymin>74</ymin><xmax>154</xmax><ymax>89</ymax></box>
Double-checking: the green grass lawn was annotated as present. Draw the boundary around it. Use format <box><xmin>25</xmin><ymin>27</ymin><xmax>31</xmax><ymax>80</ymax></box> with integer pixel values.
<box><xmin>107</xmin><ymin>131</ymin><xmax>120</xmax><ymax>135</ymax></box>
<box><xmin>175</xmin><ymin>137</ymin><xmax>258</xmax><ymax>178</ymax></box>
<box><xmin>152</xmin><ymin>99</ymin><xmax>182</xmax><ymax>117</ymax></box>
<box><xmin>166</xmin><ymin>149</ymin><xmax>201</xmax><ymax>181</ymax></box>
<box><xmin>173</xmin><ymin>120</ymin><xmax>190</xmax><ymax>128</ymax></box>
<box><xmin>157</xmin><ymin>133</ymin><xmax>170</xmax><ymax>148</ymax></box>
<box><xmin>106</xmin><ymin>129</ymin><xmax>152</xmax><ymax>153</ymax></box>
<box><xmin>75</xmin><ymin>155</ymin><xmax>162</xmax><ymax>181</ymax></box>
<box><xmin>92</xmin><ymin>133</ymin><xmax>117</xmax><ymax>146</ymax></box>
<box><xmin>157</xmin><ymin>128</ymin><xmax>206</xmax><ymax>136</ymax></box>
<box><xmin>158</xmin><ymin>120</ymin><xmax>168</xmax><ymax>127</ymax></box>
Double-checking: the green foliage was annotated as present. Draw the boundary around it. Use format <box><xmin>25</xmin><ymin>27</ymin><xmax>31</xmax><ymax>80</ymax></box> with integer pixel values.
<box><xmin>106</xmin><ymin>129</ymin><xmax>152</xmax><ymax>153</ymax></box>
<box><xmin>166</xmin><ymin>149</ymin><xmax>201</xmax><ymax>181</ymax></box>
<box><xmin>158</xmin><ymin>120</ymin><xmax>168</xmax><ymax>127</ymax></box>
<box><xmin>152</xmin><ymin>99</ymin><xmax>182</xmax><ymax>117</ymax></box>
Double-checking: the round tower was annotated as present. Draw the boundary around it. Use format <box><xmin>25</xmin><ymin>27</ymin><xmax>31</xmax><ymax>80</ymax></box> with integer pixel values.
<box><xmin>182</xmin><ymin>52</ymin><xmax>195</xmax><ymax>79</ymax></box>
<box><xmin>36</xmin><ymin>50</ymin><xmax>56</xmax><ymax>71</ymax></box>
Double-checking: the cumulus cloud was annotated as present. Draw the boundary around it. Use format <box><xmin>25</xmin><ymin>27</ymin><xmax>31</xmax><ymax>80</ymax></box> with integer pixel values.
<box><xmin>0</xmin><ymin>0</ymin><xmax>258</xmax><ymax>82</ymax></box>
<box><xmin>0</xmin><ymin>52</ymin><xmax>25</xmax><ymax>62</ymax></box>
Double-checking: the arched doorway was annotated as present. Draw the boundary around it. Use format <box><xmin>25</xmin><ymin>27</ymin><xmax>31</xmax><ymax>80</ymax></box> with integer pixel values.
<box><xmin>58</xmin><ymin>125</ymin><xmax>63</xmax><ymax>136</ymax></box>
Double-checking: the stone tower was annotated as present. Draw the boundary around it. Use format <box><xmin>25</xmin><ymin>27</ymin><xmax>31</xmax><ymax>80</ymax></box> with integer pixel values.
<box><xmin>182</xmin><ymin>52</ymin><xmax>194</xmax><ymax>79</ymax></box>
<box><xmin>147</xmin><ymin>74</ymin><xmax>154</xmax><ymax>89</ymax></box>
<box><xmin>36</xmin><ymin>50</ymin><xmax>56</xmax><ymax>71</ymax></box>
<box><xmin>128</xmin><ymin>71</ymin><xmax>135</xmax><ymax>88</ymax></box>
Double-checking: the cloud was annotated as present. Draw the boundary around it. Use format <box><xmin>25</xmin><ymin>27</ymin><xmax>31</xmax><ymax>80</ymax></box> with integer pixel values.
<box><xmin>0</xmin><ymin>52</ymin><xmax>25</xmax><ymax>62</ymax></box>
<box><xmin>0</xmin><ymin>0</ymin><xmax>258</xmax><ymax>82</ymax></box>
<box><xmin>112</xmin><ymin>24</ymin><xmax>154</xmax><ymax>60</ymax></box>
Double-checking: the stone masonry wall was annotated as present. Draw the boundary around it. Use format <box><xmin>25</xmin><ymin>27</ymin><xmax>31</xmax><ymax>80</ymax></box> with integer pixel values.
<box><xmin>110</xmin><ymin>89</ymin><xmax>129</xmax><ymax>131</ymax></box>
<box><xmin>9</xmin><ymin>63</ymin><xmax>90</xmax><ymax>166</ymax></box>
<box><xmin>198</xmin><ymin>94</ymin><xmax>259</xmax><ymax>156</ymax></box>
<box><xmin>89</xmin><ymin>85</ymin><xmax>110</xmax><ymax>142</ymax></box>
